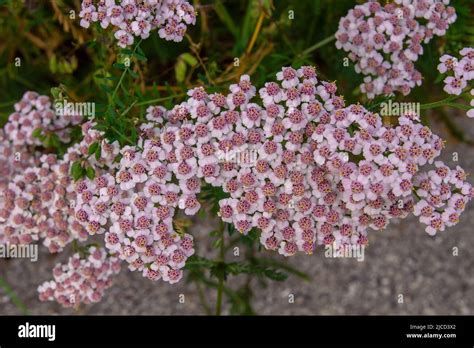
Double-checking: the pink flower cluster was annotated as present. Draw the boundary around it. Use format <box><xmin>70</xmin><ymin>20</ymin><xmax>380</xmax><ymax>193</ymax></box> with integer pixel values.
<box><xmin>413</xmin><ymin>162</ymin><xmax>471</xmax><ymax>235</ymax></box>
<box><xmin>4</xmin><ymin>67</ymin><xmax>472</xmax><ymax>306</ymax></box>
<box><xmin>74</xmin><ymin>66</ymin><xmax>472</xmax><ymax>268</ymax></box>
<box><xmin>0</xmin><ymin>115</ymin><xmax>119</xmax><ymax>252</ymax></box>
<box><xmin>437</xmin><ymin>47</ymin><xmax>473</xmax><ymax>117</ymax></box>
<box><xmin>335</xmin><ymin>0</ymin><xmax>456</xmax><ymax>98</ymax></box>
<box><xmin>0</xmin><ymin>153</ymin><xmax>88</xmax><ymax>252</ymax></box>
<box><xmin>38</xmin><ymin>247</ymin><xmax>121</xmax><ymax>308</ymax></box>
<box><xmin>0</xmin><ymin>92</ymin><xmax>81</xmax><ymax>190</ymax></box>
<box><xmin>79</xmin><ymin>0</ymin><xmax>196</xmax><ymax>47</ymax></box>
<box><xmin>73</xmin><ymin>122</ymin><xmax>197</xmax><ymax>284</ymax></box>
<box><xmin>0</xmin><ymin>130</ymin><xmax>37</xmax><ymax>192</ymax></box>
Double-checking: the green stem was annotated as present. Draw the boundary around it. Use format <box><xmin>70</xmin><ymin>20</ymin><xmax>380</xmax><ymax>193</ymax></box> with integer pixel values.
<box><xmin>215</xmin><ymin>275</ymin><xmax>224</xmax><ymax>315</ymax></box>
<box><xmin>110</xmin><ymin>125</ymin><xmax>140</xmax><ymax>148</ymax></box>
<box><xmin>195</xmin><ymin>280</ymin><xmax>212</xmax><ymax>315</ymax></box>
<box><xmin>300</xmin><ymin>34</ymin><xmax>336</xmax><ymax>57</ymax></box>
<box><xmin>215</xmin><ymin>222</ymin><xmax>226</xmax><ymax>316</ymax></box>
<box><xmin>412</xmin><ymin>187</ymin><xmax>421</xmax><ymax>201</ymax></box>
<box><xmin>135</xmin><ymin>94</ymin><xmax>186</xmax><ymax>107</ymax></box>
<box><xmin>444</xmin><ymin>102</ymin><xmax>471</xmax><ymax>111</ymax></box>
<box><xmin>420</xmin><ymin>93</ymin><xmax>469</xmax><ymax>110</ymax></box>
<box><xmin>120</xmin><ymin>100</ymin><xmax>138</xmax><ymax>117</ymax></box>
<box><xmin>110</xmin><ymin>39</ymin><xmax>143</xmax><ymax>103</ymax></box>
<box><xmin>0</xmin><ymin>276</ymin><xmax>29</xmax><ymax>315</ymax></box>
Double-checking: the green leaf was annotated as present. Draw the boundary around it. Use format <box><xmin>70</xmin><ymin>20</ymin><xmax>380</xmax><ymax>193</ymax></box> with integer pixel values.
<box><xmin>49</xmin><ymin>54</ymin><xmax>57</xmax><ymax>73</ymax></box>
<box><xmin>184</xmin><ymin>256</ymin><xmax>216</xmax><ymax>270</ymax></box>
<box><xmin>121</xmin><ymin>48</ymin><xmax>133</xmax><ymax>55</ymax></box>
<box><xmin>50</xmin><ymin>134</ymin><xmax>61</xmax><ymax>148</ymax></box>
<box><xmin>227</xmin><ymin>223</ymin><xmax>235</xmax><ymax>236</ymax></box>
<box><xmin>95</xmin><ymin>143</ymin><xmax>102</xmax><ymax>161</ymax></box>
<box><xmin>50</xmin><ymin>86</ymin><xmax>63</xmax><ymax>100</ymax></box>
<box><xmin>88</xmin><ymin>142</ymin><xmax>99</xmax><ymax>155</ymax></box>
<box><xmin>133</xmin><ymin>52</ymin><xmax>147</xmax><ymax>62</ymax></box>
<box><xmin>43</xmin><ymin>134</ymin><xmax>53</xmax><ymax>148</ymax></box>
<box><xmin>136</xmin><ymin>45</ymin><xmax>146</xmax><ymax>57</ymax></box>
<box><xmin>175</xmin><ymin>59</ymin><xmax>187</xmax><ymax>83</ymax></box>
<box><xmin>212</xmin><ymin>238</ymin><xmax>223</xmax><ymax>249</ymax></box>
<box><xmin>113</xmin><ymin>63</ymin><xmax>126</xmax><ymax>70</ymax></box>
<box><xmin>181</xmin><ymin>53</ymin><xmax>198</xmax><ymax>67</ymax></box>
<box><xmin>71</xmin><ymin>161</ymin><xmax>84</xmax><ymax>181</ymax></box>
<box><xmin>254</xmin><ymin>258</ymin><xmax>311</xmax><ymax>281</ymax></box>
<box><xmin>86</xmin><ymin>166</ymin><xmax>96</xmax><ymax>180</ymax></box>
<box><xmin>262</xmin><ymin>269</ymin><xmax>287</xmax><ymax>281</ymax></box>
<box><xmin>214</xmin><ymin>0</ymin><xmax>239</xmax><ymax>38</ymax></box>
<box><xmin>31</xmin><ymin>128</ymin><xmax>43</xmax><ymax>138</ymax></box>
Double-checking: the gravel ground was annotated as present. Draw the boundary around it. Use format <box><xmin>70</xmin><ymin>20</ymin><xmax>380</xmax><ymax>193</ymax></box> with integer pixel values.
<box><xmin>1</xmin><ymin>114</ymin><xmax>473</xmax><ymax>315</ymax></box>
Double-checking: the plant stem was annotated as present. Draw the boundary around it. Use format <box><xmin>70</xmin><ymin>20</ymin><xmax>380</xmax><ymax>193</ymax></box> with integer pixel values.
<box><xmin>300</xmin><ymin>34</ymin><xmax>336</xmax><ymax>57</ymax></box>
<box><xmin>215</xmin><ymin>275</ymin><xmax>224</xmax><ymax>315</ymax></box>
<box><xmin>445</xmin><ymin>102</ymin><xmax>471</xmax><ymax>111</ymax></box>
<box><xmin>420</xmin><ymin>93</ymin><xmax>469</xmax><ymax>110</ymax></box>
<box><xmin>412</xmin><ymin>187</ymin><xmax>422</xmax><ymax>201</ymax></box>
<box><xmin>420</xmin><ymin>95</ymin><xmax>456</xmax><ymax>109</ymax></box>
<box><xmin>135</xmin><ymin>93</ymin><xmax>185</xmax><ymax>107</ymax></box>
<box><xmin>110</xmin><ymin>125</ymin><xmax>140</xmax><ymax>148</ymax></box>
<box><xmin>110</xmin><ymin>39</ymin><xmax>143</xmax><ymax>103</ymax></box>
<box><xmin>215</xmin><ymin>222</ymin><xmax>226</xmax><ymax>316</ymax></box>
<box><xmin>185</xmin><ymin>34</ymin><xmax>214</xmax><ymax>85</ymax></box>
<box><xmin>195</xmin><ymin>280</ymin><xmax>212</xmax><ymax>315</ymax></box>
<box><xmin>120</xmin><ymin>100</ymin><xmax>138</xmax><ymax>117</ymax></box>
<box><xmin>246</xmin><ymin>11</ymin><xmax>265</xmax><ymax>55</ymax></box>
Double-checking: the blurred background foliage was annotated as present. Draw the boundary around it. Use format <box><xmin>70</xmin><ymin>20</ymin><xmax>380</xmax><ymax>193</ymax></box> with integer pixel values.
<box><xmin>0</xmin><ymin>0</ymin><xmax>473</xmax><ymax>131</ymax></box>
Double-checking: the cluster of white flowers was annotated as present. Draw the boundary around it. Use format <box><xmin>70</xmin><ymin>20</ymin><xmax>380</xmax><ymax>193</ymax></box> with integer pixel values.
<box><xmin>336</xmin><ymin>0</ymin><xmax>456</xmax><ymax>98</ymax></box>
<box><xmin>74</xmin><ymin>66</ymin><xmax>472</xmax><ymax>267</ymax></box>
<box><xmin>413</xmin><ymin>162</ymin><xmax>471</xmax><ymax>235</ymax></box>
<box><xmin>2</xmin><ymin>62</ymin><xmax>473</xmax><ymax>310</ymax></box>
<box><xmin>38</xmin><ymin>247</ymin><xmax>121</xmax><ymax>307</ymax></box>
<box><xmin>0</xmin><ymin>95</ymin><xmax>119</xmax><ymax>252</ymax></box>
<box><xmin>0</xmin><ymin>92</ymin><xmax>81</xmax><ymax>190</ymax></box>
<box><xmin>79</xmin><ymin>0</ymin><xmax>196</xmax><ymax>47</ymax></box>
<box><xmin>74</xmin><ymin>114</ymin><xmax>198</xmax><ymax>284</ymax></box>
<box><xmin>0</xmin><ymin>153</ymin><xmax>89</xmax><ymax>252</ymax></box>
<box><xmin>437</xmin><ymin>47</ymin><xmax>473</xmax><ymax>117</ymax></box>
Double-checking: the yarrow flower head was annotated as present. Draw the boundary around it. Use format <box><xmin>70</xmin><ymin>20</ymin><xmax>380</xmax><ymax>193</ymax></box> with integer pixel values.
<box><xmin>436</xmin><ymin>47</ymin><xmax>473</xmax><ymax>117</ymax></box>
<box><xmin>412</xmin><ymin>162</ymin><xmax>473</xmax><ymax>234</ymax></box>
<box><xmin>0</xmin><ymin>93</ymin><xmax>119</xmax><ymax>253</ymax></box>
<box><xmin>79</xmin><ymin>0</ymin><xmax>197</xmax><ymax>47</ymax></box>
<box><xmin>0</xmin><ymin>92</ymin><xmax>82</xmax><ymax>190</ymax></box>
<box><xmin>74</xmin><ymin>65</ymin><xmax>472</xmax><ymax>276</ymax></box>
<box><xmin>335</xmin><ymin>0</ymin><xmax>457</xmax><ymax>98</ymax></box>
<box><xmin>5</xmin><ymin>67</ymin><xmax>472</xmax><ymax>308</ymax></box>
<box><xmin>38</xmin><ymin>247</ymin><xmax>121</xmax><ymax>307</ymax></box>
